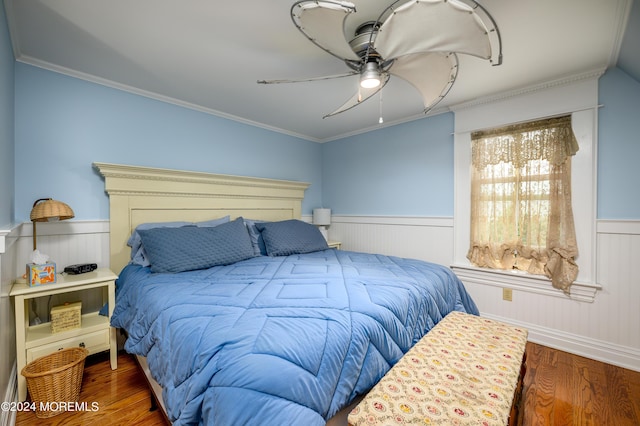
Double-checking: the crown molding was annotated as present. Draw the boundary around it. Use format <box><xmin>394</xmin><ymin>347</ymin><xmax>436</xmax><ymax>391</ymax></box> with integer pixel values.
<box><xmin>607</xmin><ymin>0</ymin><xmax>635</xmax><ymax>66</ymax></box>
<box><xmin>450</xmin><ymin>68</ymin><xmax>607</xmax><ymax>112</ymax></box>
<box><xmin>14</xmin><ymin>55</ymin><xmax>321</xmax><ymax>143</ymax></box>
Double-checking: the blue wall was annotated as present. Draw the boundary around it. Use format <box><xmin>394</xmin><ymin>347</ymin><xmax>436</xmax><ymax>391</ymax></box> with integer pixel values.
<box><xmin>14</xmin><ymin>63</ymin><xmax>322</xmax><ymax>221</ymax></box>
<box><xmin>323</xmin><ymin>68</ymin><xmax>640</xmax><ymax>220</ymax></box>
<box><xmin>8</xmin><ymin>60</ymin><xmax>640</xmax><ymax>224</ymax></box>
<box><xmin>323</xmin><ymin>113</ymin><xmax>455</xmax><ymax>216</ymax></box>
<box><xmin>0</xmin><ymin>5</ymin><xmax>14</xmax><ymax>229</ymax></box>
<box><xmin>597</xmin><ymin>67</ymin><xmax>640</xmax><ymax>219</ymax></box>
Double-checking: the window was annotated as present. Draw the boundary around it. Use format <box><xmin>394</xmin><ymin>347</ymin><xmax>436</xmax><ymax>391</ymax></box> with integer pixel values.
<box><xmin>452</xmin><ymin>74</ymin><xmax>601</xmax><ymax>301</ymax></box>
<box><xmin>467</xmin><ymin>116</ymin><xmax>579</xmax><ymax>293</ymax></box>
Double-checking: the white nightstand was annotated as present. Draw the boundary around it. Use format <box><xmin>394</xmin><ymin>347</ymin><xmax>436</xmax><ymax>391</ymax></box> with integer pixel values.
<box><xmin>10</xmin><ymin>268</ymin><xmax>118</xmax><ymax>401</ymax></box>
<box><xmin>327</xmin><ymin>241</ymin><xmax>342</xmax><ymax>249</ymax></box>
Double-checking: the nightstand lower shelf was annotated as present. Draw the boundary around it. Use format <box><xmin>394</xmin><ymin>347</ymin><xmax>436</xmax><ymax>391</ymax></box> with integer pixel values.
<box><xmin>25</xmin><ymin>312</ymin><xmax>111</xmax><ymax>362</ymax></box>
<box><xmin>10</xmin><ymin>268</ymin><xmax>118</xmax><ymax>401</ymax></box>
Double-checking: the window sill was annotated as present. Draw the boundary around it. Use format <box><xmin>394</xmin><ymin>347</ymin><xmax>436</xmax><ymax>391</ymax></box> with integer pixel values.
<box><xmin>450</xmin><ymin>263</ymin><xmax>601</xmax><ymax>303</ymax></box>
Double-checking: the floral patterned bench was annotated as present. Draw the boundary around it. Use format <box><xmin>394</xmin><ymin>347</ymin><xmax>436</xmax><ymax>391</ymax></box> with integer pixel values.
<box><xmin>348</xmin><ymin>311</ymin><xmax>528</xmax><ymax>426</ymax></box>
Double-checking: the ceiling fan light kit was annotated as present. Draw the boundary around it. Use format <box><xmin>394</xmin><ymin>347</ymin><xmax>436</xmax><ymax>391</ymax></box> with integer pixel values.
<box><xmin>360</xmin><ymin>61</ymin><xmax>382</xmax><ymax>88</ymax></box>
<box><xmin>258</xmin><ymin>0</ymin><xmax>502</xmax><ymax>119</ymax></box>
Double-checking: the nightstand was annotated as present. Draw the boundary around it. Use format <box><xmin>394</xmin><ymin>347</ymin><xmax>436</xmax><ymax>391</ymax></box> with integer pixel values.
<box><xmin>327</xmin><ymin>241</ymin><xmax>342</xmax><ymax>249</ymax></box>
<box><xmin>10</xmin><ymin>268</ymin><xmax>118</xmax><ymax>401</ymax></box>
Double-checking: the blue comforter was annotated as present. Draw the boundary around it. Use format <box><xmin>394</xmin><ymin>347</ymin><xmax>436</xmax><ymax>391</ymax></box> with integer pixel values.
<box><xmin>111</xmin><ymin>249</ymin><xmax>478</xmax><ymax>425</ymax></box>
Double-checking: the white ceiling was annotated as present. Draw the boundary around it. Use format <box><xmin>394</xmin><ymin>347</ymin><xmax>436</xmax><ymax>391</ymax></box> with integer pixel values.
<box><xmin>4</xmin><ymin>0</ymin><xmax>636</xmax><ymax>142</ymax></box>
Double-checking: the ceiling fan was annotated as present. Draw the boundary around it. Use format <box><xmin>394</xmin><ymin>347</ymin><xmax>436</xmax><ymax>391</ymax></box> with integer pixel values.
<box><xmin>258</xmin><ymin>0</ymin><xmax>502</xmax><ymax>119</ymax></box>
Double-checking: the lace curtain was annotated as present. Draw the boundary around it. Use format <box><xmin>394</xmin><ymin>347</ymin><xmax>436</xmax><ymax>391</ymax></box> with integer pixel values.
<box><xmin>467</xmin><ymin>115</ymin><xmax>579</xmax><ymax>293</ymax></box>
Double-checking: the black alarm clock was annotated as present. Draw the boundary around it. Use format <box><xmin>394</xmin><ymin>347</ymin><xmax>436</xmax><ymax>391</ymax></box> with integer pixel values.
<box><xmin>64</xmin><ymin>263</ymin><xmax>98</xmax><ymax>274</ymax></box>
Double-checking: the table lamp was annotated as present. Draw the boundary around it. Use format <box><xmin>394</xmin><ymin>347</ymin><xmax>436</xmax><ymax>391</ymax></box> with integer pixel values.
<box><xmin>30</xmin><ymin>198</ymin><xmax>75</xmax><ymax>250</ymax></box>
<box><xmin>312</xmin><ymin>208</ymin><xmax>331</xmax><ymax>241</ymax></box>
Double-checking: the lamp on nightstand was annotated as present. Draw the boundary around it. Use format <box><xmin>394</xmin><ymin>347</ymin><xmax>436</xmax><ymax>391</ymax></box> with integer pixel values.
<box><xmin>30</xmin><ymin>198</ymin><xmax>75</xmax><ymax>250</ymax></box>
<box><xmin>312</xmin><ymin>208</ymin><xmax>331</xmax><ymax>241</ymax></box>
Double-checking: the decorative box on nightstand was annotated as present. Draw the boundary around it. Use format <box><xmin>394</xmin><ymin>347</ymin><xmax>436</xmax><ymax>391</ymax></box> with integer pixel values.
<box><xmin>10</xmin><ymin>268</ymin><xmax>118</xmax><ymax>401</ymax></box>
<box><xmin>50</xmin><ymin>301</ymin><xmax>82</xmax><ymax>333</ymax></box>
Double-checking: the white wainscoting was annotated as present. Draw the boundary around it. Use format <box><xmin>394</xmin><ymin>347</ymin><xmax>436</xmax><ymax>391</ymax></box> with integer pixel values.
<box><xmin>1</xmin><ymin>221</ymin><xmax>111</xmax><ymax>419</ymax></box>
<box><xmin>10</xmin><ymin>221</ymin><xmax>111</xmax><ymax>337</ymax></box>
<box><xmin>2</xmin><ymin>218</ymin><xmax>638</xmax><ymax>375</ymax></box>
<box><xmin>329</xmin><ymin>215</ymin><xmax>640</xmax><ymax>372</ymax></box>
<box><xmin>329</xmin><ymin>216</ymin><xmax>454</xmax><ymax>266</ymax></box>
<box><xmin>15</xmin><ymin>220</ymin><xmax>111</xmax><ymax>271</ymax></box>
<box><xmin>1</xmin><ymin>225</ymin><xmax>19</xmax><ymax>426</ymax></box>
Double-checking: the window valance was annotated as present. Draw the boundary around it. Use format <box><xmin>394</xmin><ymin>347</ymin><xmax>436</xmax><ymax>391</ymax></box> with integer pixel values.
<box><xmin>471</xmin><ymin>115</ymin><xmax>579</xmax><ymax>169</ymax></box>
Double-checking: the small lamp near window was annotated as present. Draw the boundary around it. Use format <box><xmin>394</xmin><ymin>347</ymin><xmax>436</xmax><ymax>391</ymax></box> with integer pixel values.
<box><xmin>30</xmin><ymin>198</ymin><xmax>75</xmax><ymax>250</ymax></box>
<box><xmin>312</xmin><ymin>208</ymin><xmax>331</xmax><ymax>241</ymax></box>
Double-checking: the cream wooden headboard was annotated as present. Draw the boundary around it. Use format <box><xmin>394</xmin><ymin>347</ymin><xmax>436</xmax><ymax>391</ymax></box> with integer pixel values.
<box><xmin>94</xmin><ymin>162</ymin><xmax>310</xmax><ymax>274</ymax></box>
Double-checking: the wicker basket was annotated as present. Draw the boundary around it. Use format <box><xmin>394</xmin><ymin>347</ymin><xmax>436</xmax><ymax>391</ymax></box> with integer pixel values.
<box><xmin>21</xmin><ymin>347</ymin><xmax>89</xmax><ymax>418</ymax></box>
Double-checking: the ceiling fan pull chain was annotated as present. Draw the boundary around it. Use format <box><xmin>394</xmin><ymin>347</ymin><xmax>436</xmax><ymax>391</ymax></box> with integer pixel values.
<box><xmin>379</xmin><ymin>90</ymin><xmax>384</xmax><ymax>124</ymax></box>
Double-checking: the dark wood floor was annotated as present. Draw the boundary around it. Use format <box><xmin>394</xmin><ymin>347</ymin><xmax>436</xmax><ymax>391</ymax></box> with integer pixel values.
<box><xmin>16</xmin><ymin>342</ymin><xmax>640</xmax><ymax>425</ymax></box>
<box><xmin>15</xmin><ymin>351</ymin><xmax>166</xmax><ymax>426</ymax></box>
<box><xmin>521</xmin><ymin>343</ymin><xmax>640</xmax><ymax>425</ymax></box>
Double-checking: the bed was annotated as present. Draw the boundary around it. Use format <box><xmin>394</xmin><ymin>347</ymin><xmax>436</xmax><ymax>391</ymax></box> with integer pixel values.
<box><xmin>94</xmin><ymin>162</ymin><xmax>479</xmax><ymax>426</ymax></box>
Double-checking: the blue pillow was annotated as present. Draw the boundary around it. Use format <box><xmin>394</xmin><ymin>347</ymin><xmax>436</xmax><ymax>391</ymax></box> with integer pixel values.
<box><xmin>128</xmin><ymin>221</ymin><xmax>190</xmax><ymax>266</ymax></box>
<box><xmin>138</xmin><ymin>217</ymin><xmax>255</xmax><ymax>273</ymax></box>
<box><xmin>255</xmin><ymin>219</ymin><xmax>328</xmax><ymax>256</ymax></box>
<box><xmin>128</xmin><ymin>216</ymin><xmax>230</xmax><ymax>266</ymax></box>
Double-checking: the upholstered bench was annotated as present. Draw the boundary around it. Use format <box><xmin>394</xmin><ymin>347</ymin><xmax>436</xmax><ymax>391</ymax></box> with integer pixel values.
<box><xmin>348</xmin><ymin>311</ymin><xmax>528</xmax><ymax>426</ymax></box>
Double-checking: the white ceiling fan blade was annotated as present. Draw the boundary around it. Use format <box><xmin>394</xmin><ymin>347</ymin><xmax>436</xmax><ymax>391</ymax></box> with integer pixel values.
<box><xmin>389</xmin><ymin>52</ymin><xmax>458</xmax><ymax>112</ymax></box>
<box><xmin>375</xmin><ymin>0</ymin><xmax>496</xmax><ymax>63</ymax></box>
<box><xmin>323</xmin><ymin>74</ymin><xmax>390</xmax><ymax>118</ymax></box>
<box><xmin>291</xmin><ymin>0</ymin><xmax>361</xmax><ymax>63</ymax></box>
<box><xmin>257</xmin><ymin>71</ymin><xmax>357</xmax><ymax>84</ymax></box>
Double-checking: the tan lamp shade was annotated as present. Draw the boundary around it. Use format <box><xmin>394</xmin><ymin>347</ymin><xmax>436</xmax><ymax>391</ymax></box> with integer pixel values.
<box><xmin>30</xmin><ymin>198</ymin><xmax>75</xmax><ymax>250</ymax></box>
<box><xmin>30</xmin><ymin>198</ymin><xmax>74</xmax><ymax>222</ymax></box>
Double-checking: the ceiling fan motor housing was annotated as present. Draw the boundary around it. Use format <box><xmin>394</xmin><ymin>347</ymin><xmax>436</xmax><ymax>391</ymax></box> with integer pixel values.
<box><xmin>349</xmin><ymin>21</ymin><xmax>381</xmax><ymax>58</ymax></box>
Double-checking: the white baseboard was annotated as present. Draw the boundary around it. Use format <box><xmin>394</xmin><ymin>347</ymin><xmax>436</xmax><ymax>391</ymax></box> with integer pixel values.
<box><xmin>481</xmin><ymin>313</ymin><xmax>640</xmax><ymax>372</ymax></box>
<box><xmin>1</xmin><ymin>361</ymin><xmax>17</xmax><ymax>426</ymax></box>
